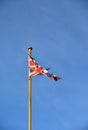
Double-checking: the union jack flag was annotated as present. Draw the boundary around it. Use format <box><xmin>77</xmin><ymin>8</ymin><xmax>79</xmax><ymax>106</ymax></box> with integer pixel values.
<box><xmin>28</xmin><ymin>55</ymin><xmax>61</xmax><ymax>81</ymax></box>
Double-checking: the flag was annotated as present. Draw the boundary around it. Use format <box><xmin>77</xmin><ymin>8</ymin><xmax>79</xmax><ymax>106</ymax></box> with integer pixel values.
<box><xmin>28</xmin><ymin>55</ymin><xmax>61</xmax><ymax>81</ymax></box>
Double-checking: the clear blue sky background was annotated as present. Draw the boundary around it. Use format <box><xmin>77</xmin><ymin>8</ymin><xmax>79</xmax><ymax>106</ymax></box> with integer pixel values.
<box><xmin>0</xmin><ymin>0</ymin><xmax>88</xmax><ymax>130</ymax></box>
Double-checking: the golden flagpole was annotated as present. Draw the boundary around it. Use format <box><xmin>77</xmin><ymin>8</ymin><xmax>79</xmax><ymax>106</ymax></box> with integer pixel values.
<box><xmin>28</xmin><ymin>47</ymin><xmax>32</xmax><ymax>130</ymax></box>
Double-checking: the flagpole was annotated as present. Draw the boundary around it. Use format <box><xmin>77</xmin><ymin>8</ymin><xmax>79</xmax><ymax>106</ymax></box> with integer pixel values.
<box><xmin>28</xmin><ymin>78</ymin><xmax>32</xmax><ymax>130</ymax></box>
<box><xmin>28</xmin><ymin>47</ymin><xmax>33</xmax><ymax>130</ymax></box>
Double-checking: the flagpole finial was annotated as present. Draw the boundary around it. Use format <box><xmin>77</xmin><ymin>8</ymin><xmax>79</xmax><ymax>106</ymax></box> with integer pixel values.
<box><xmin>28</xmin><ymin>47</ymin><xmax>33</xmax><ymax>55</ymax></box>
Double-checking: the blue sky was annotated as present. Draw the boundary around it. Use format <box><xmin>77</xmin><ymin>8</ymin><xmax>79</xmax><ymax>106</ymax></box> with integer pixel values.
<box><xmin>0</xmin><ymin>0</ymin><xmax>88</xmax><ymax>130</ymax></box>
